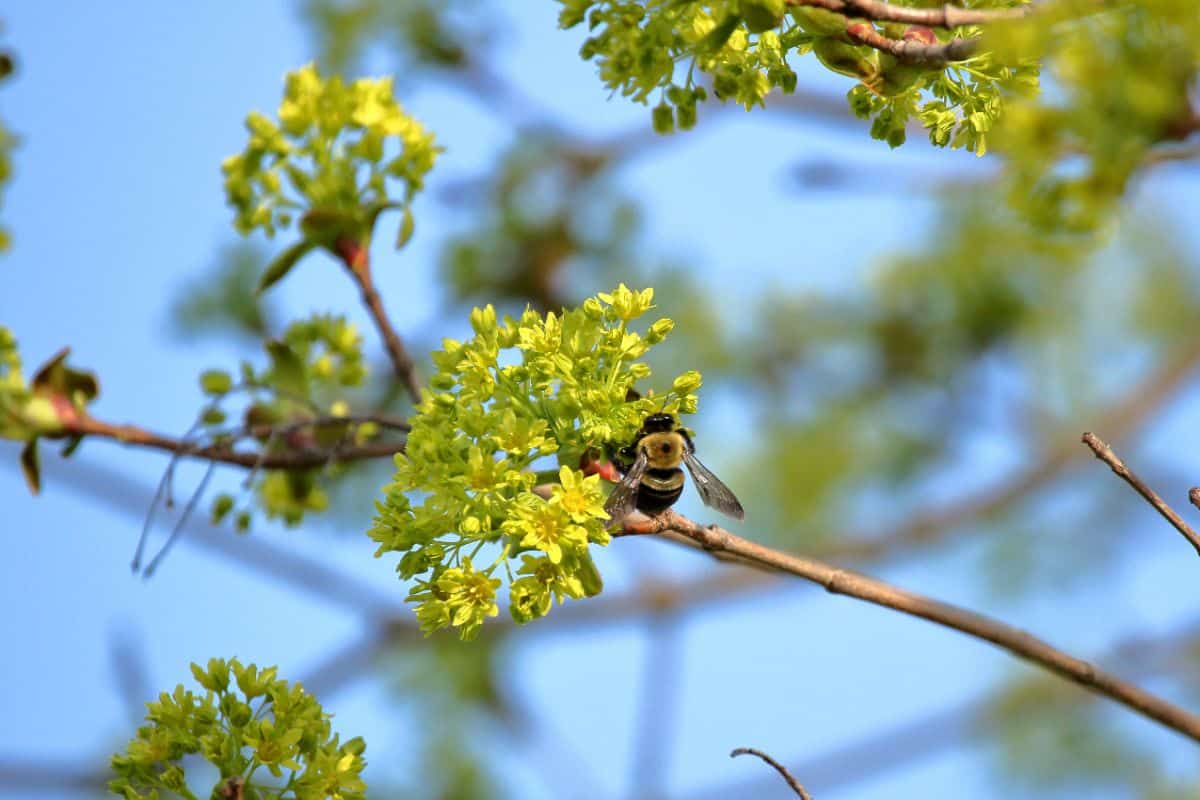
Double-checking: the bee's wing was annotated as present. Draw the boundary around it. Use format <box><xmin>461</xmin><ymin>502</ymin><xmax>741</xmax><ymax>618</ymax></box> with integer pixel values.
<box><xmin>604</xmin><ymin>447</ymin><xmax>648</xmax><ymax>524</ymax></box>
<box><xmin>683</xmin><ymin>450</ymin><xmax>745</xmax><ymax>520</ymax></box>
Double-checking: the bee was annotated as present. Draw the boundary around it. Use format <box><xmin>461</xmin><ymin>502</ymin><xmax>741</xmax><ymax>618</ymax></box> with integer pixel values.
<box><xmin>604</xmin><ymin>413</ymin><xmax>744</xmax><ymax>522</ymax></box>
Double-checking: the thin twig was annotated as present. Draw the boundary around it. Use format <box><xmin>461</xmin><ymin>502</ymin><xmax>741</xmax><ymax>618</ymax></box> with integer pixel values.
<box><xmin>34</xmin><ymin>457</ymin><xmax>406</xmax><ymax>618</ymax></box>
<box><xmin>730</xmin><ymin>748</ymin><xmax>813</xmax><ymax>799</ymax></box>
<box><xmin>141</xmin><ymin>460</ymin><xmax>216</xmax><ymax>578</ymax></box>
<box><xmin>132</xmin><ymin>417</ymin><xmax>208</xmax><ymax>572</ymax></box>
<box><xmin>1081</xmin><ymin>431</ymin><xmax>1200</xmax><ymax>558</ymax></box>
<box><xmin>616</xmin><ymin>510</ymin><xmax>1200</xmax><ymax>744</ymax></box>
<box><xmin>66</xmin><ymin>415</ymin><xmax>406</xmax><ymax>470</ymax></box>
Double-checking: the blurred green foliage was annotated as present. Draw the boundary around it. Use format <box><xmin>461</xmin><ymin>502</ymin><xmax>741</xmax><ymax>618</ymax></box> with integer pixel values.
<box><xmin>171</xmin><ymin>243</ymin><xmax>281</xmax><ymax>344</ymax></box>
<box><xmin>0</xmin><ymin>44</ymin><xmax>15</xmax><ymax>251</ymax></box>
<box><xmin>987</xmin><ymin>630</ymin><xmax>1200</xmax><ymax>799</ymax></box>
<box><xmin>988</xmin><ymin>0</ymin><xmax>1200</xmax><ymax>230</ymax></box>
<box><xmin>378</xmin><ymin>634</ymin><xmax>506</xmax><ymax>800</ymax></box>
<box><xmin>301</xmin><ymin>0</ymin><xmax>492</xmax><ymax>78</ymax></box>
<box><xmin>440</xmin><ymin>135</ymin><xmax>639</xmax><ymax>312</ymax></box>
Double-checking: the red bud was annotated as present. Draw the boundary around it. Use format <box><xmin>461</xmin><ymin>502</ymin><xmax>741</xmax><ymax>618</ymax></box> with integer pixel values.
<box><xmin>49</xmin><ymin>395</ymin><xmax>80</xmax><ymax>428</ymax></box>
<box><xmin>580</xmin><ymin>454</ymin><xmax>621</xmax><ymax>483</ymax></box>
<box><xmin>333</xmin><ymin>235</ymin><xmax>368</xmax><ymax>271</ymax></box>
<box><xmin>846</xmin><ymin>22</ymin><xmax>876</xmax><ymax>40</ymax></box>
<box><xmin>902</xmin><ymin>25</ymin><xmax>936</xmax><ymax>45</ymax></box>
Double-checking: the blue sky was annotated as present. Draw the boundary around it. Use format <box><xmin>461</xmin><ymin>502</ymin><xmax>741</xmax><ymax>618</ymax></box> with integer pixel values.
<box><xmin>3</xmin><ymin>3</ymin><xmax>1200</xmax><ymax>799</ymax></box>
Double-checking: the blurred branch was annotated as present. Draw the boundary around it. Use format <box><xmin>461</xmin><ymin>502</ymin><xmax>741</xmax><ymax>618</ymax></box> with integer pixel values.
<box><xmin>24</xmin><ymin>456</ymin><xmax>405</xmax><ymax>617</ymax></box>
<box><xmin>629</xmin><ymin>613</ymin><xmax>682</xmax><ymax>800</ymax></box>
<box><xmin>108</xmin><ymin>625</ymin><xmax>154</xmax><ymax>723</ymax></box>
<box><xmin>66</xmin><ymin>414</ymin><xmax>407</xmax><ymax>470</ymax></box>
<box><xmin>1082</xmin><ymin>431</ymin><xmax>1200</xmax><ymax>558</ymax></box>
<box><xmin>1145</xmin><ymin>139</ymin><xmax>1200</xmax><ymax>166</ymax></box>
<box><xmin>615</xmin><ymin>510</ymin><xmax>1200</xmax><ymax>744</ymax></box>
<box><xmin>730</xmin><ymin>748</ymin><xmax>813</xmax><ymax>800</ymax></box>
<box><xmin>694</xmin><ymin>616</ymin><xmax>1200</xmax><ymax>799</ymax></box>
<box><xmin>0</xmin><ymin>759</ymin><xmax>103</xmax><ymax>793</ymax></box>
<box><xmin>218</xmin><ymin>777</ymin><xmax>245</xmax><ymax>800</ymax></box>
<box><xmin>803</xmin><ymin>337</ymin><xmax>1200</xmax><ymax>562</ymax></box>
<box><xmin>786</xmin><ymin>0</ymin><xmax>1029</xmax><ymax>26</ymax></box>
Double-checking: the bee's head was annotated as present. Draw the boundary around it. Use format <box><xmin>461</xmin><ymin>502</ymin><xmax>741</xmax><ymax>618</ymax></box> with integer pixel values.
<box><xmin>642</xmin><ymin>412</ymin><xmax>676</xmax><ymax>433</ymax></box>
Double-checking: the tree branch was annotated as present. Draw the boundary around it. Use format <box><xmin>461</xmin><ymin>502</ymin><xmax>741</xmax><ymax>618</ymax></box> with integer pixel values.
<box><xmin>845</xmin><ymin>23</ymin><xmax>979</xmax><ymax>63</ymax></box>
<box><xmin>341</xmin><ymin>251</ymin><xmax>424</xmax><ymax>405</ymax></box>
<box><xmin>615</xmin><ymin>511</ymin><xmax>1200</xmax><ymax>744</ymax></box>
<box><xmin>66</xmin><ymin>414</ymin><xmax>407</xmax><ymax>470</ymax></box>
<box><xmin>1081</xmin><ymin>431</ymin><xmax>1200</xmax><ymax>558</ymax></box>
<box><xmin>787</xmin><ymin>0</ymin><xmax>1030</xmax><ymax>27</ymax></box>
<box><xmin>730</xmin><ymin>748</ymin><xmax>813</xmax><ymax>799</ymax></box>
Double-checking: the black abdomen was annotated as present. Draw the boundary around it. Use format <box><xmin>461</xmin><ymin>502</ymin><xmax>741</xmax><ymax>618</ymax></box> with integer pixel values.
<box><xmin>637</xmin><ymin>467</ymin><xmax>684</xmax><ymax>513</ymax></box>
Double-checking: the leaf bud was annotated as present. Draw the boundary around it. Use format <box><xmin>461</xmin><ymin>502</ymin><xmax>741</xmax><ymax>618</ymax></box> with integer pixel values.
<box><xmin>469</xmin><ymin>304</ymin><xmax>497</xmax><ymax>334</ymax></box>
<box><xmin>742</xmin><ymin>0</ymin><xmax>786</xmax><ymax>33</ymax></box>
<box><xmin>672</xmin><ymin>370</ymin><xmax>703</xmax><ymax>395</ymax></box>
<box><xmin>645</xmin><ymin>317</ymin><xmax>675</xmax><ymax>344</ymax></box>
<box><xmin>652</xmin><ymin>103</ymin><xmax>675</xmax><ymax>135</ymax></box>
<box><xmin>789</xmin><ymin>6</ymin><xmax>847</xmax><ymax>36</ymax></box>
<box><xmin>903</xmin><ymin>25</ymin><xmax>937</xmax><ymax>45</ymax></box>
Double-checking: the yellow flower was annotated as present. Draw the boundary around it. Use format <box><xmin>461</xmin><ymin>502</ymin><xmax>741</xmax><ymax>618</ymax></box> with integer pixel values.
<box><xmin>515</xmin><ymin>501</ymin><xmax>570</xmax><ymax>563</ymax></box>
<box><xmin>551</xmin><ymin>466</ymin><xmax>609</xmax><ymax>522</ymax></box>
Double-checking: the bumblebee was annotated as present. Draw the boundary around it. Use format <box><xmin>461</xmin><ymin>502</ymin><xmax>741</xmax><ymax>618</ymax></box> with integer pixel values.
<box><xmin>604</xmin><ymin>413</ymin><xmax>744</xmax><ymax>522</ymax></box>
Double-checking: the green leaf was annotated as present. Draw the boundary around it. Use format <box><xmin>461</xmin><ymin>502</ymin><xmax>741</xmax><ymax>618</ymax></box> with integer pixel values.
<box><xmin>257</xmin><ymin>239</ymin><xmax>316</xmax><ymax>294</ymax></box>
<box><xmin>396</xmin><ymin>206</ymin><xmax>415</xmax><ymax>249</ymax></box>
<box><xmin>19</xmin><ymin>438</ymin><xmax>39</xmax><ymax>494</ymax></box>
<box><xmin>266</xmin><ymin>340</ymin><xmax>309</xmax><ymax>398</ymax></box>
<box><xmin>652</xmin><ymin>103</ymin><xmax>675</xmax><ymax>135</ymax></box>
<box><xmin>299</xmin><ymin>208</ymin><xmax>359</xmax><ymax>243</ymax></box>
<box><xmin>59</xmin><ymin>434</ymin><xmax>83</xmax><ymax>458</ymax></box>
<box><xmin>199</xmin><ymin>369</ymin><xmax>234</xmax><ymax>396</ymax></box>
<box><xmin>698</xmin><ymin>13</ymin><xmax>741</xmax><ymax>54</ymax></box>
<box><xmin>211</xmin><ymin>493</ymin><xmax>235</xmax><ymax>524</ymax></box>
<box><xmin>30</xmin><ymin>347</ymin><xmax>100</xmax><ymax>404</ymax></box>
